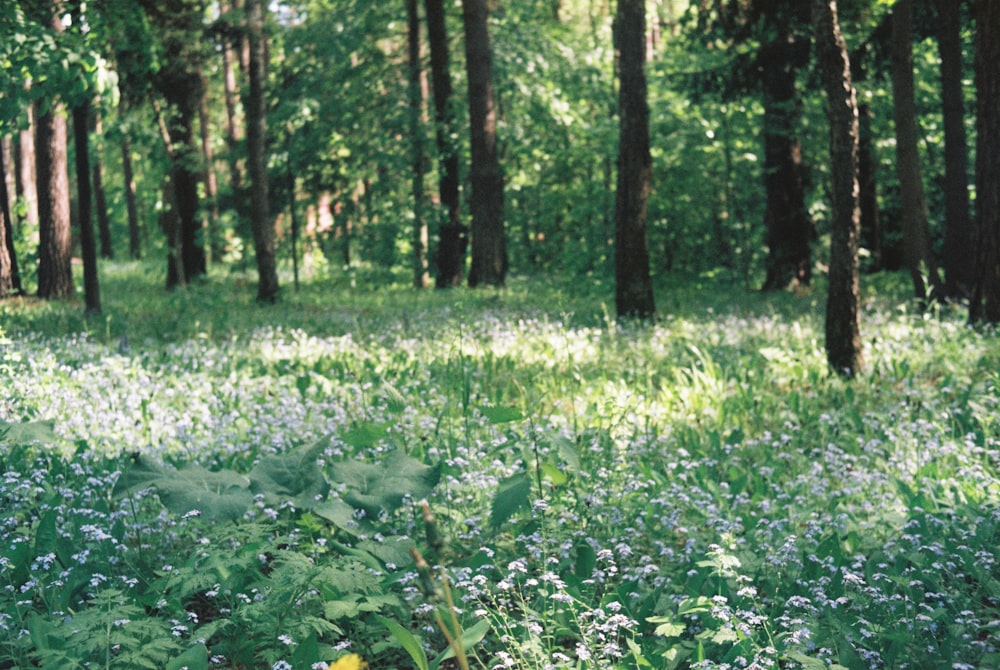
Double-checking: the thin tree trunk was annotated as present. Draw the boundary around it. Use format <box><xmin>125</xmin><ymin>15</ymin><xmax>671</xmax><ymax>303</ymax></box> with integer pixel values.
<box><xmin>36</xmin><ymin>98</ymin><xmax>74</xmax><ymax>299</ymax></box>
<box><xmin>122</xmin><ymin>132</ymin><xmax>142</xmax><ymax>259</ymax></box>
<box><xmin>18</xmin><ymin>101</ymin><xmax>39</xmax><ymax>228</ymax></box>
<box><xmin>934</xmin><ymin>0</ymin><xmax>973</xmax><ymax>299</ymax></box>
<box><xmin>0</xmin><ymin>139</ymin><xmax>19</xmax><ymax>298</ymax></box>
<box><xmin>2</xmin><ymin>136</ymin><xmax>16</xmax><ymax>214</ymax></box>
<box><xmin>858</xmin><ymin>103</ymin><xmax>882</xmax><ymax>271</ymax></box>
<box><xmin>462</xmin><ymin>0</ymin><xmax>506</xmax><ymax>287</ymax></box>
<box><xmin>814</xmin><ymin>0</ymin><xmax>862</xmax><ymax>377</ymax></box>
<box><xmin>408</xmin><ymin>0</ymin><xmax>430</xmax><ymax>288</ymax></box>
<box><xmin>614</xmin><ymin>0</ymin><xmax>656</xmax><ymax>319</ymax></box>
<box><xmin>890</xmin><ymin>0</ymin><xmax>942</xmax><ymax>305</ymax></box>
<box><xmin>760</xmin><ymin>33</ymin><xmax>811</xmax><ymax>291</ymax></box>
<box><xmin>971</xmin><ymin>0</ymin><xmax>1000</xmax><ymax>323</ymax></box>
<box><xmin>221</xmin><ymin>0</ymin><xmax>246</xmax><ymax>196</ymax></box>
<box><xmin>92</xmin><ymin>111</ymin><xmax>113</xmax><ymax>260</ymax></box>
<box><xmin>425</xmin><ymin>0</ymin><xmax>465</xmax><ymax>287</ymax></box>
<box><xmin>72</xmin><ymin>101</ymin><xmax>102</xmax><ymax>315</ymax></box>
<box><xmin>247</xmin><ymin>0</ymin><xmax>278</xmax><ymax>303</ymax></box>
<box><xmin>198</xmin><ymin>66</ymin><xmax>221</xmax><ymax>265</ymax></box>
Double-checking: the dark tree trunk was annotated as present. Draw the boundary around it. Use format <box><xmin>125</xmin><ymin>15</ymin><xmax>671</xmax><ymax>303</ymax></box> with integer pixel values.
<box><xmin>814</xmin><ymin>0</ymin><xmax>863</xmax><ymax>377</ymax></box>
<box><xmin>246</xmin><ymin>0</ymin><xmax>279</xmax><ymax>303</ymax></box>
<box><xmin>890</xmin><ymin>0</ymin><xmax>942</xmax><ymax>305</ymax></box>
<box><xmin>0</xmin><ymin>139</ymin><xmax>21</xmax><ymax>298</ymax></box>
<box><xmin>934</xmin><ymin>0</ymin><xmax>973</xmax><ymax>299</ymax></box>
<box><xmin>36</xmin><ymin>99</ymin><xmax>74</xmax><ymax>299</ymax></box>
<box><xmin>72</xmin><ymin>101</ymin><xmax>102</xmax><ymax>315</ymax></box>
<box><xmin>462</xmin><ymin>0</ymin><xmax>506</xmax><ymax>287</ymax></box>
<box><xmin>614</xmin><ymin>0</ymin><xmax>656</xmax><ymax>319</ymax></box>
<box><xmin>198</xmin><ymin>66</ymin><xmax>221</xmax><ymax>265</ymax></box>
<box><xmin>858</xmin><ymin>104</ymin><xmax>882</xmax><ymax>270</ymax></box>
<box><xmin>408</xmin><ymin>0</ymin><xmax>430</xmax><ymax>289</ymax></box>
<box><xmin>92</xmin><ymin>112</ymin><xmax>113</xmax><ymax>260</ymax></box>
<box><xmin>971</xmin><ymin>0</ymin><xmax>1000</xmax><ymax>323</ymax></box>
<box><xmin>220</xmin><ymin>0</ymin><xmax>246</xmax><ymax>197</ymax></box>
<box><xmin>760</xmin><ymin>32</ymin><xmax>811</xmax><ymax>291</ymax></box>
<box><xmin>425</xmin><ymin>0</ymin><xmax>465</xmax><ymax>287</ymax></box>
<box><xmin>122</xmin><ymin>133</ymin><xmax>142</xmax><ymax>259</ymax></box>
<box><xmin>1</xmin><ymin>136</ymin><xmax>16</xmax><ymax>215</ymax></box>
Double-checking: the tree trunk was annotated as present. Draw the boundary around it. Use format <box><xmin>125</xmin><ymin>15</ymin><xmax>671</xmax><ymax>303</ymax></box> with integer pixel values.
<box><xmin>971</xmin><ymin>0</ymin><xmax>1000</xmax><ymax>323</ymax></box>
<box><xmin>0</xmin><ymin>139</ymin><xmax>20</xmax><ymax>298</ymax></box>
<box><xmin>760</xmin><ymin>32</ymin><xmax>811</xmax><ymax>291</ymax></box>
<box><xmin>122</xmin><ymin>132</ymin><xmax>142</xmax><ymax>259</ymax></box>
<box><xmin>92</xmin><ymin>112</ymin><xmax>113</xmax><ymax>260</ymax></box>
<box><xmin>858</xmin><ymin>103</ymin><xmax>882</xmax><ymax>270</ymax></box>
<box><xmin>246</xmin><ymin>0</ymin><xmax>279</xmax><ymax>303</ymax></box>
<box><xmin>18</xmin><ymin>103</ymin><xmax>39</xmax><ymax>229</ymax></box>
<box><xmin>890</xmin><ymin>0</ymin><xmax>942</xmax><ymax>305</ymax></box>
<box><xmin>36</xmin><ymin>99</ymin><xmax>74</xmax><ymax>299</ymax></box>
<box><xmin>198</xmin><ymin>66</ymin><xmax>221</xmax><ymax>265</ymax></box>
<box><xmin>72</xmin><ymin>101</ymin><xmax>102</xmax><ymax>315</ymax></box>
<box><xmin>814</xmin><ymin>0</ymin><xmax>863</xmax><ymax>377</ymax></box>
<box><xmin>408</xmin><ymin>0</ymin><xmax>430</xmax><ymax>289</ymax></box>
<box><xmin>462</xmin><ymin>0</ymin><xmax>506</xmax><ymax>287</ymax></box>
<box><xmin>934</xmin><ymin>0</ymin><xmax>973</xmax><ymax>299</ymax></box>
<box><xmin>614</xmin><ymin>0</ymin><xmax>656</xmax><ymax>319</ymax></box>
<box><xmin>425</xmin><ymin>0</ymin><xmax>465</xmax><ymax>287</ymax></box>
<box><xmin>1</xmin><ymin>136</ymin><xmax>16</xmax><ymax>215</ymax></box>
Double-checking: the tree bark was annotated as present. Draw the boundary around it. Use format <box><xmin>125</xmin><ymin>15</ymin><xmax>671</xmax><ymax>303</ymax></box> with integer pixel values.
<box><xmin>92</xmin><ymin>112</ymin><xmax>113</xmax><ymax>260</ymax></box>
<box><xmin>36</xmin><ymin>98</ymin><xmax>74</xmax><ymax>300</ymax></box>
<box><xmin>858</xmin><ymin>104</ymin><xmax>882</xmax><ymax>270</ymax></box>
<box><xmin>462</xmin><ymin>0</ymin><xmax>506</xmax><ymax>287</ymax></box>
<box><xmin>971</xmin><ymin>0</ymin><xmax>1000</xmax><ymax>323</ymax></box>
<box><xmin>760</xmin><ymin>31</ymin><xmax>811</xmax><ymax>291</ymax></box>
<box><xmin>425</xmin><ymin>0</ymin><xmax>466</xmax><ymax>287</ymax></box>
<box><xmin>934</xmin><ymin>0</ymin><xmax>973</xmax><ymax>299</ymax></box>
<box><xmin>408</xmin><ymin>0</ymin><xmax>430</xmax><ymax>289</ymax></box>
<box><xmin>72</xmin><ymin>101</ymin><xmax>102</xmax><ymax>315</ymax></box>
<box><xmin>890</xmin><ymin>0</ymin><xmax>942</xmax><ymax>305</ymax></box>
<box><xmin>122</xmin><ymin>132</ymin><xmax>142</xmax><ymax>259</ymax></box>
<box><xmin>246</xmin><ymin>0</ymin><xmax>279</xmax><ymax>303</ymax></box>
<box><xmin>614</xmin><ymin>0</ymin><xmax>656</xmax><ymax>319</ymax></box>
<box><xmin>814</xmin><ymin>0</ymin><xmax>863</xmax><ymax>377</ymax></box>
<box><xmin>0</xmin><ymin>139</ymin><xmax>20</xmax><ymax>298</ymax></box>
<box><xmin>198</xmin><ymin>66</ymin><xmax>221</xmax><ymax>265</ymax></box>
<box><xmin>18</xmin><ymin>102</ymin><xmax>39</xmax><ymax>229</ymax></box>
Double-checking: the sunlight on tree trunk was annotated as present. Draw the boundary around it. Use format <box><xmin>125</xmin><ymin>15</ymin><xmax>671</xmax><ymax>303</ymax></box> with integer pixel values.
<box><xmin>814</xmin><ymin>0</ymin><xmax>862</xmax><ymax>378</ymax></box>
<box><xmin>408</xmin><ymin>0</ymin><xmax>429</xmax><ymax>289</ymax></box>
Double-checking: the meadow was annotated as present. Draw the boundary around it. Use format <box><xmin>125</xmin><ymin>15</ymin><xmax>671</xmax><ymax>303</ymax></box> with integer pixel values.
<box><xmin>1</xmin><ymin>263</ymin><xmax>998</xmax><ymax>669</ymax></box>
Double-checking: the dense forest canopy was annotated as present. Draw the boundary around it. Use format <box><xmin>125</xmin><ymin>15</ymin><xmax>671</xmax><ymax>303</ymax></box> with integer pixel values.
<box><xmin>0</xmin><ymin>0</ymin><xmax>995</xmax><ymax>317</ymax></box>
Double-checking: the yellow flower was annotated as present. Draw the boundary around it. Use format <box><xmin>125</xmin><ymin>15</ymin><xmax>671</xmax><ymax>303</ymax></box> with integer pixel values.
<box><xmin>327</xmin><ymin>653</ymin><xmax>367</xmax><ymax>670</ymax></box>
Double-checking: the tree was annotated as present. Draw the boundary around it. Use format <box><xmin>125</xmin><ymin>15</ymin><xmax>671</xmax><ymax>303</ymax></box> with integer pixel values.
<box><xmin>36</xmin><ymin>94</ymin><xmax>73</xmax><ymax>299</ymax></box>
<box><xmin>462</xmin><ymin>0</ymin><xmax>506</xmax><ymax>287</ymax></box>
<box><xmin>813</xmin><ymin>0</ymin><xmax>862</xmax><ymax>377</ymax></box>
<box><xmin>614</xmin><ymin>0</ymin><xmax>656</xmax><ymax>319</ymax></box>
<box><xmin>890</xmin><ymin>0</ymin><xmax>942</xmax><ymax>305</ymax></box>
<box><xmin>140</xmin><ymin>0</ymin><xmax>208</xmax><ymax>288</ymax></box>
<box><xmin>72</xmin><ymin>98</ymin><xmax>101</xmax><ymax>314</ymax></box>
<box><xmin>408</xmin><ymin>0</ymin><xmax>430</xmax><ymax>289</ymax></box>
<box><xmin>971</xmin><ymin>0</ymin><xmax>1000</xmax><ymax>323</ymax></box>
<box><xmin>759</xmin><ymin>4</ymin><xmax>813</xmax><ymax>291</ymax></box>
<box><xmin>246</xmin><ymin>0</ymin><xmax>279</xmax><ymax>303</ymax></box>
<box><xmin>0</xmin><ymin>138</ymin><xmax>21</xmax><ymax>297</ymax></box>
<box><xmin>934</xmin><ymin>0</ymin><xmax>973</xmax><ymax>299</ymax></box>
<box><xmin>425</xmin><ymin>0</ymin><xmax>466</xmax><ymax>287</ymax></box>
<box><xmin>92</xmin><ymin>111</ymin><xmax>113</xmax><ymax>260</ymax></box>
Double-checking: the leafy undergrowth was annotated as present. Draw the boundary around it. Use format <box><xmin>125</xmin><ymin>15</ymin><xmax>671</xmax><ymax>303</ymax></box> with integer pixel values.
<box><xmin>1</xmin><ymin>265</ymin><xmax>999</xmax><ymax>669</ymax></box>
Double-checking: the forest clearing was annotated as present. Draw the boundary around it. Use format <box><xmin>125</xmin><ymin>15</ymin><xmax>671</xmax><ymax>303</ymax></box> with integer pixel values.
<box><xmin>2</xmin><ymin>264</ymin><xmax>999</xmax><ymax>669</ymax></box>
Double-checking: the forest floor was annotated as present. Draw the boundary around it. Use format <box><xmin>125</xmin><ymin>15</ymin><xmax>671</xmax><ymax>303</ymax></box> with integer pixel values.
<box><xmin>1</xmin><ymin>262</ymin><xmax>998</xmax><ymax>669</ymax></box>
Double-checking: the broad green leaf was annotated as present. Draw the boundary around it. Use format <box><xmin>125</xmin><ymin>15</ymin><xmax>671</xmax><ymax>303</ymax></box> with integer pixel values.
<box><xmin>378</xmin><ymin>616</ymin><xmax>429</xmax><ymax>670</ymax></box>
<box><xmin>0</xmin><ymin>420</ymin><xmax>57</xmax><ymax>445</ymax></box>
<box><xmin>166</xmin><ymin>643</ymin><xmax>208</xmax><ymax>670</ymax></box>
<box><xmin>331</xmin><ymin>449</ymin><xmax>440</xmax><ymax>516</ymax></box>
<box><xmin>626</xmin><ymin>637</ymin><xmax>653</xmax><ymax>666</ymax></box>
<box><xmin>480</xmin><ymin>405</ymin><xmax>523</xmax><ymax>423</ymax></box>
<box><xmin>540</xmin><ymin>462</ymin><xmax>568</xmax><ymax>486</ymax></box>
<box><xmin>549</xmin><ymin>431</ymin><xmax>581</xmax><ymax>471</ymax></box>
<box><xmin>313</xmin><ymin>499</ymin><xmax>357</xmax><ymax>532</ymax></box>
<box><xmin>785</xmin><ymin>652</ymin><xmax>831</xmax><ymax>670</ymax></box>
<box><xmin>340</xmin><ymin>422</ymin><xmax>388</xmax><ymax>448</ymax></box>
<box><xmin>249</xmin><ymin>441</ymin><xmax>330</xmax><ymax>509</ymax></box>
<box><xmin>431</xmin><ymin>618</ymin><xmax>491</xmax><ymax>668</ymax></box>
<box><xmin>489</xmin><ymin>472</ymin><xmax>531</xmax><ymax>528</ymax></box>
<box><xmin>574</xmin><ymin>541</ymin><xmax>596</xmax><ymax>581</ymax></box>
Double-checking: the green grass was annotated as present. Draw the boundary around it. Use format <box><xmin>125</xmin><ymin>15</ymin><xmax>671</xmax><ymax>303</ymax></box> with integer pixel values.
<box><xmin>1</xmin><ymin>262</ymin><xmax>998</xmax><ymax>669</ymax></box>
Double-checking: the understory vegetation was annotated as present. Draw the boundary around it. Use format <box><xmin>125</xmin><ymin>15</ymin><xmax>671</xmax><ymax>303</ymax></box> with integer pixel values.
<box><xmin>1</xmin><ymin>264</ymin><xmax>999</xmax><ymax>669</ymax></box>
